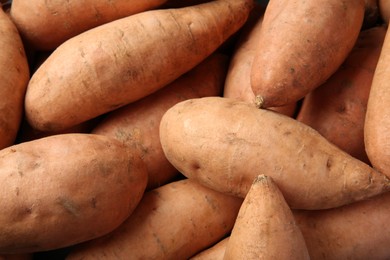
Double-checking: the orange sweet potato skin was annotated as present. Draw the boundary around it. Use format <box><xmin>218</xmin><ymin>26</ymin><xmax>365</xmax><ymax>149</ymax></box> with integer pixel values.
<box><xmin>92</xmin><ymin>53</ymin><xmax>228</xmax><ymax>190</ymax></box>
<box><xmin>66</xmin><ymin>179</ymin><xmax>243</xmax><ymax>260</ymax></box>
<box><xmin>250</xmin><ymin>0</ymin><xmax>365</xmax><ymax>108</ymax></box>
<box><xmin>0</xmin><ymin>7</ymin><xmax>29</xmax><ymax>149</ymax></box>
<box><xmin>159</xmin><ymin>97</ymin><xmax>390</xmax><ymax>210</ymax></box>
<box><xmin>0</xmin><ymin>134</ymin><xmax>147</xmax><ymax>254</ymax></box>
<box><xmin>10</xmin><ymin>0</ymin><xmax>168</xmax><ymax>50</ymax></box>
<box><xmin>24</xmin><ymin>0</ymin><xmax>253</xmax><ymax>132</ymax></box>
<box><xmin>297</xmin><ymin>26</ymin><xmax>386</xmax><ymax>164</ymax></box>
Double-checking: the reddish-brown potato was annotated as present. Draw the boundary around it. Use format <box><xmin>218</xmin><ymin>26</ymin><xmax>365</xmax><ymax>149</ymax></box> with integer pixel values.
<box><xmin>0</xmin><ymin>134</ymin><xmax>148</xmax><ymax>253</ymax></box>
<box><xmin>66</xmin><ymin>179</ymin><xmax>243</xmax><ymax>260</ymax></box>
<box><xmin>92</xmin><ymin>53</ymin><xmax>228</xmax><ymax>190</ymax></box>
<box><xmin>24</xmin><ymin>0</ymin><xmax>253</xmax><ymax>132</ymax></box>
<box><xmin>10</xmin><ymin>0</ymin><xmax>168</xmax><ymax>50</ymax></box>
<box><xmin>0</xmin><ymin>7</ymin><xmax>29</xmax><ymax>149</ymax></box>
<box><xmin>250</xmin><ymin>0</ymin><xmax>365</xmax><ymax>108</ymax></box>
<box><xmin>297</xmin><ymin>26</ymin><xmax>386</xmax><ymax>164</ymax></box>
<box><xmin>364</xmin><ymin>25</ymin><xmax>390</xmax><ymax>178</ymax></box>
<box><xmin>224</xmin><ymin>175</ymin><xmax>310</xmax><ymax>260</ymax></box>
<box><xmin>159</xmin><ymin>97</ymin><xmax>390</xmax><ymax>209</ymax></box>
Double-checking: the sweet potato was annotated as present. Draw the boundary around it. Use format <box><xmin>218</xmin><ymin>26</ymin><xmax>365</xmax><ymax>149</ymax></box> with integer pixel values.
<box><xmin>10</xmin><ymin>0</ymin><xmax>168</xmax><ymax>50</ymax></box>
<box><xmin>159</xmin><ymin>96</ymin><xmax>390</xmax><ymax>209</ymax></box>
<box><xmin>364</xmin><ymin>25</ymin><xmax>390</xmax><ymax>178</ymax></box>
<box><xmin>92</xmin><ymin>53</ymin><xmax>228</xmax><ymax>190</ymax></box>
<box><xmin>0</xmin><ymin>133</ymin><xmax>148</xmax><ymax>253</ymax></box>
<box><xmin>297</xmin><ymin>26</ymin><xmax>386</xmax><ymax>164</ymax></box>
<box><xmin>224</xmin><ymin>175</ymin><xmax>310</xmax><ymax>260</ymax></box>
<box><xmin>250</xmin><ymin>0</ymin><xmax>365</xmax><ymax>108</ymax></box>
<box><xmin>0</xmin><ymin>6</ymin><xmax>29</xmax><ymax>149</ymax></box>
<box><xmin>66</xmin><ymin>179</ymin><xmax>243</xmax><ymax>260</ymax></box>
<box><xmin>223</xmin><ymin>3</ymin><xmax>297</xmax><ymax>117</ymax></box>
<box><xmin>379</xmin><ymin>0</ymin><xmax>390</xmax><ymax>24</ymax></box>
<box><xmin>190</xmin><ymin>237</ymin><xmax>229</xmax><ymax>260</ymax></box>
<box><xmin>294</xmin><ymin>192</ymin><xmax>390</xmax><ymax>259</ymax></box>
<box><xmin>24</xmin><ymin>0</ymin><xmax>253</xmax><ymax>132</ymax></box>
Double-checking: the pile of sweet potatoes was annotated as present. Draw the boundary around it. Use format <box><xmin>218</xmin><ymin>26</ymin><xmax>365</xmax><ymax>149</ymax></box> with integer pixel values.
<box><xmin>1</xmin><ymin>0</ymin><xmax>390</xmax><ymax>259</ymax></box>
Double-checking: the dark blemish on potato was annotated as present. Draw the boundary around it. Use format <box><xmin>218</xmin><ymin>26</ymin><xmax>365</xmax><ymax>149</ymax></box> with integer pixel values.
<box><xmin>326</xmin><ymin>158</ymin><xmax>332</xmax><ymax>169</ymax></box>
<box><xmin>336</xmin><ymin>104</ymin><xmax>346</xmax><ymax>114</ymax></box>
<box><xmin>152</xmin><ymin>232</ymin><xmax>166</xmax><ymax>254</ymax></box>
<box><xmin>283</xmin><ymin>130</ymin><xmax>292</xmax><ymax>136</ymax></box>
<box><xmin>10</xmin><ymin>148</ymin><xmax>16</xmax><ymax>153</ymax></box>
<box><xmin>15</xmin><ymin>187</ymin><xmax>20</xmax><ymax>196</ymax></box>
<box><xmin>290</xmin><ymin>67</ymin><xmax>295</xmax><ymax>73</ymax></box>
<box><xmin>18</xmin><ymin>170</ymin><xmax>24</xmax><ymax>177</ymax></box>
<box><xmin>57</xmin><ymin>197</ymin><xmax>80</xmax><ymax>217</ymax></box>
<box><xmin>91</xmin><ymin>197</ymin><xmax>97</xmax><ymax>209</ymax></box>
<box><xmin>204</xmin><ymin>195</ymin><xmax>217</xmax><ymax>211</ymax></box>
<box><xmin>191</xmin><ymin>162</ymin><xmax>201</xmax><ymax>171</ymax></box>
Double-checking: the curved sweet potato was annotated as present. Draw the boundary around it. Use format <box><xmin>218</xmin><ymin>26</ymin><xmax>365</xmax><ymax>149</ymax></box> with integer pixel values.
<box><xmin>0</xmin><ymin>134</ymin><xmax>148</xmax><ymax>253</ymax></box>
<box><xmin>159</xmin><ymin>96</ymin><xmax>390</xmax><ymax>209</ymax></box>
<box><xmin>24</xmin><ymin>0</ymin><xmax>253</xmax><ymax>132</ymax></box>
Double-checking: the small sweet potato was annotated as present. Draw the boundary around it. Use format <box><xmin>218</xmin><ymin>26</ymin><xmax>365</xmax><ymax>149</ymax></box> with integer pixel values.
<box><xmin>159</xmin><ymin>97</ymin><xmax>390</xmax><ymax>209</ymax></box>
<box><xmin>0</xmin><ymin>134</ymin><xmax>148</xmax><ymax>253</ymax></box>
<box><xmin>250</xmin><ymin>0</ymin><xmax>365</xmax><ymax>108</ymax></box>
<box><xmin>66</xmin><ymin>179</ymin><xmax>243</xmax><ymax>260</ymax></box>
<box><xmin>92</xmin><ymin>53</ymin><xmax>228</xmax><ymax>190</ymax></box>
<box><xmin>224</xmin><ymin>175</ymin><xmax>310</xmax><ymax>260</ymax></box>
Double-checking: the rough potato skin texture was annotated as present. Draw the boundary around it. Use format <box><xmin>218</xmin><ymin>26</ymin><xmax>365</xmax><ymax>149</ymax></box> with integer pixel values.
<box><xmin>224</xmin><ymin>175</ymin><xmax>310</xmax><ymax>260</ymax></box>
<box><xmin>250</xmin><ymin>0</ymin><xmax>365</xmax><ymax>108</ymax></box>
<box><xmin>92</xmin><ymin>53</ymin><xmax>228</xmax><ymax>190</ymax></box>
<box><xmin>159</xmin><ymin>97</ymin><xmax>390</xmax><ymax>210</ymax></box>
<box><xmin>365</xmin><ymin>23</ymin><xmax>390</xmax><ymax>178</ymax></box>
<box><xmin>297</xmin><ymin>26</ymin><xmax>386</xmax><ymax>164</ymax></box>
<box><xmin>24</xmin><ymin>0</ymin><xmax>253</xmax><ymax>132</ymax></box>
<box><xmin>0</xmin><ymin>134</ymin><xmax>148</xmax><ymax>254</ymax></box>
<box><xmin>10</xmin><ymin>0</ymin><xmax>168</xmax><ymax>50</ymax></box>
<box><xmin>66</xmin><ymin>179</ymin><xmax>243</xmax><ymax>260</ymax></box>
<box><xmin>0</xmin><ymin>8</ymin><xmax>29</xmax><ymax>149</ymax></box>
<box><xmin>294</xmin><ymin>192</ymin><xmax>390</xmax><ymax>259</ymax></box>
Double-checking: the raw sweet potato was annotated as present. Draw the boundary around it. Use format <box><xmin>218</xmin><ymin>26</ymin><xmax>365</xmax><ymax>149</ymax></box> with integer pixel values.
<box><xmin>190</xmin><ymin>237</ymin><xmax>229</xmax><ymax>260</ymax></box>
<box><xmin>364</xmin><ymin>25</ymin><xmax>390</xmax><ymax>178</ymax></box>
<box><xmin>250</xmin><ymin>0</ymin><xmax>365</xmax><ymax>108</ymax></box>
<box><xmin>92</xmin><ymin>53</ymin><xmax>228</xmax><ymax>190</ymax></box>
<box><xmin>224</xmin><ymin>175</ymin><xmax>310</xmax><ymax>260</ymax></box>
<box><xmin>24</xmin><ymin>0</ymin><xmax>253</xmax><ymax>132</ymax></box>
<box><xmin>223</xmin><ymin>3</ymin><xmax>297</xmax><ymax>117</ymax></box>
<box><xmin>0</xmin><ymin>133</ymin><xmax>148</xmax><ymax>253</ymax></box>
<box><xmin>0</xmin><ymin>6</ymin><xmax>29</xmax><ymax>149</ymax></box>
<box><xmin>66</xmin><ymin>179</ymin><xmax>243</xmax><ymax>260</ymax></box>
<box><xmin>159</xmin><ymin>96</ymin><xmax>390</xmax><ymax>209</ymax></box>
<box><xmin>297</xmin><ymin>26</ymin><xmax>386</xmax><ymax>164</ymax></box>
<box><xmin>294</xmin><ymin>191</ymin><xmax>390</xmax><ymax>259</ymax></box>
<box><xmin>10</xmin><ymin>0</ymin><xmax>168</xmax><ymax>50</ymax></box>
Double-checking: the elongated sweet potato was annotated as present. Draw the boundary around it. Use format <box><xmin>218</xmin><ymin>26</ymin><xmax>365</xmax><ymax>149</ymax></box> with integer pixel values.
<box><xmin>10</xmin><ymin>0</ymin><xmax>168</xmax><ymax>50</ymax></box>
<box><xmin>0</xmin><ymin>134</ymin><xmax>148</xmax><ymax>254</ymax></box>
<box><xmin>250</xmin><ymin>0</ymin><xmax>365</xmax><ymax>108</ymax></box>
<box><xmin>364</xmin><ymin>25</ymin><xmax>390</xmax><ymax>178</ymax></box>
<box><xmin>24</xmin><ymin>0</ymin><xmax>253</xmax><ymax>132</ymax></box>
<box><xmin>66</xmin><ymin>179</ymin><xmax>243</xmax><ymax>260</ymax></box>
<box><xmin>92</xmin><ymin>53</ymin><xmax>228</xmax><ymax>190</ymax></box>
<box><xmin>224</xmin><ymin>175</ymin><xmax>310</xmax><ymax>260</ymax></box>
<box><xmin>297</xmin><ymin>26</ymin><xmax>386</xmax><ymax>164</ymax></box>
<box><xmin>294</xmin><ymin>192</ymin><xmax>390</xmax><ymax>259</ymax></box>
<box><xmin>0</xmin><ymin>6</ymin><xmax>29</xmax><ymax>149</ymax></box>
<box><xmin>223</xmin><ymin>3</ymin><xmax>297</xmax><ymax>117</ymax></box>
<box><xmin>159</xmin><ymin>96</ymin><xmax>390</xmax><ymax>209</ymax></box>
